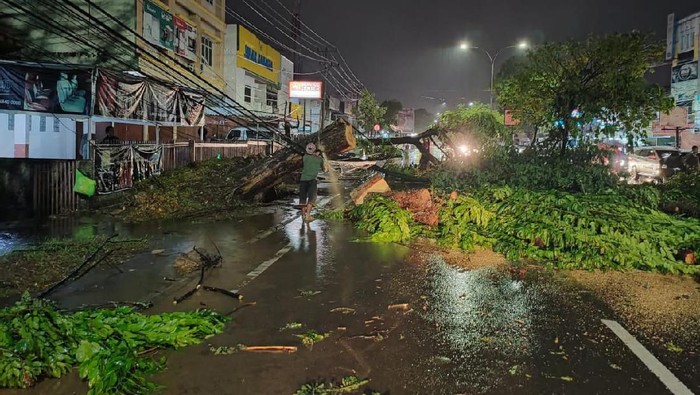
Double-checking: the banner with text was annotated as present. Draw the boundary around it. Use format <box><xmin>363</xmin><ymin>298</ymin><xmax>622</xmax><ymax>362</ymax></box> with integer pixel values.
<box><xmin>174</xmin><ymin>16</ymin><xmax>197</xmax><ymax>60</ymax></box>
<box><xmin>143</xmin><ymin>0</ymin><xmax>174</xmax><ymax>51</ymax></box>
<box><xmin>0</xmin><ymin>63</ymin><xmax>91</xmax><ymax>115</ymax></box>
<box><xmin>94</xmin><ymin>70</ymin><xmax>205</xmax><ymax>126</ymax></box>
<box><xmin>237</xmin><ymin>25</ymin><xmax>281</xmax><ymax>84</ymax></box>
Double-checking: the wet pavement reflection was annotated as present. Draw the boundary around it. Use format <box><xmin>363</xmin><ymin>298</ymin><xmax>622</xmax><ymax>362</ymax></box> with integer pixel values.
<box><xmin>3</xmin><ymin>204</ymin><xmax>697</xmax><ymax>394</ymax></box>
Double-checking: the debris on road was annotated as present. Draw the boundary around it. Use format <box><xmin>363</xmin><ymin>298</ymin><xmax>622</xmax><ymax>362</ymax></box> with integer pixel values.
<box><xmin>388</xmin><ymin>303</ymin><xmax>410</xmax><ymax>311</ymax></box>
<box><xmin>280</xmin><ymin>322</ymin><xmax>303</xmax><ymax>331</ymax></box>
<box><xmin>0</xmin><ymin>294</ymin><xmax>228</xmax><ymax>393</ymax></box>
<box><xmin>293</xmin><ymin>376</ymin><xmax>370</xmax><ymax>395</ymax></box>
<box><xmin>330</xmin><ymin>307</ymin><xmax>356</xmax><ymax>314</ymax></box>
<box><xmin>241</xmin><ymin>346</ymin><xmax>298</xmax><ymax>353</ymax></box>
<box><xmin>666</xmin><ymin>342</ymin><xmax>683</xmax><ymax>353</ymax></box>
<box><xmin>295</xmin><ymin>330</ymin><xmax>331</xmax><ymax>348</ymax></box>
<box><xmin>350</xmin><ymin>174</ymin><xmax>391</xmax><ymax>205</ymax></box>
<box><xmin>298</xmin><ymin>289</ymin><xmax>322</xmax><ymax>297</ymax></box>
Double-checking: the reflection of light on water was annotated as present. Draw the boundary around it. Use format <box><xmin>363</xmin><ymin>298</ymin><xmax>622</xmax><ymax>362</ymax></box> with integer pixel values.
<box><xmin>425</xmin><ymin>256</ymin><xmax>535</xmax><ymax>356</ymax></box>
<box><xmin>283</xmin><ymin>215</ymin><xmax>332</xmax><ymax>281</ymax></box>
<box><xmin>0</xmin><ymin>233</ymin><xmax>23</xmax><ymax>256</ymax></box>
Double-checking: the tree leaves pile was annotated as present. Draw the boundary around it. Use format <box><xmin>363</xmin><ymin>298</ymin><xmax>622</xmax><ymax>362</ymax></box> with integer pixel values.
<box><xmin>349</xmin><ymin>196</ymin><xmax>414</xmax><ymax>243</ymax></box>
<box><xmin>659</xmin><ymin>172</ymin><xmax>700</xmax><ymax>218</ymax></box>
<box><xmin>350</xmin><ymin>188</ymin><xmax>700</xmax><ymax>274</ymax></box>
<box><xmin>123</xmin><ymin>157</ymin><xmax>259</xmax><ymax>222</ymax></box>
<box><xmin>0</xmin><ymin>294</ymin><xmax>229</xmax><ymax>394</ymax></box>
<box><xmin>0</xmin><ymin>236</ymin><xmax>147</xmax><ymax>298</ymax></box>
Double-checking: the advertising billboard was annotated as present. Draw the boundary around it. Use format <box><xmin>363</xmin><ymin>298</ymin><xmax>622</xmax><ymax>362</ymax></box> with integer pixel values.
<box><xmin>289</xmin><ymin>81</ymin><xmax>322</xmax><ymax>99</ymax></box>
<box><xmin>174</xmin><ymin>16</ymin><xmax>197</xmax><ymax>60</ymax></box>
<box><xmin>143</xmin><ymin>0</ymin><xmax>174</xmax><ymax>51</ymax></box>
<box><xmin>0</xmin><ymin>63</ymin><xmax>91</xmax><ymax>115</ymax></box>
<box><xmin>237</xmin><ymin>25</ymin><xmax>281</xmax><ymax>84</ymax></box>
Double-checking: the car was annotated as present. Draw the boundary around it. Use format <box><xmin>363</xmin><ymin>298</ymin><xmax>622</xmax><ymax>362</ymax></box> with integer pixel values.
<box><xmin>627</xmin><ymin>146</ymin><xmax>679</xmax><ymax>181</ymax></box>
<box><xmin>225</xmin><ymin>126</ymin><xmax>275</xmax><ymax>142</ymax></box>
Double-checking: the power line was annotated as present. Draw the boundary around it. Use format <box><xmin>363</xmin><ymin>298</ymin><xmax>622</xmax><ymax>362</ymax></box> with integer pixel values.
<box><xmin>235</xmin><ymin>0</ymin><xmax>362</xmax><ymax>94</ymax></box>
<box><xmin>64</xmin><ymin>0</ymin><xmax>303</xmax><ymax>149</ymax></box>
<box><xmin>268</xmin><ymin>0</ymin><xmax>364</xmax><ymax>88</ymax></box>
<box><xmin>3</xmin><ymin>0</ymin><xmax>296</xmax><ymax>149</ymax></box>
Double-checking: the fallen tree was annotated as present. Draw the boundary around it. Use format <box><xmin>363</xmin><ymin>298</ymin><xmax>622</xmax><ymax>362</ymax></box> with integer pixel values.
<box><xmin>235</xmin><ymin>119</ymin><xmax>356</xmax><ymax>201</ymax></box>
<box><xmin>369</xmin><ymin>128</ymin><xmax>442</xmax><ymax>169</ymax></box>
<box><xmin>348</xmin><ymin>187</ymin><xmax>700</xmax><ymax>274</ymax></box>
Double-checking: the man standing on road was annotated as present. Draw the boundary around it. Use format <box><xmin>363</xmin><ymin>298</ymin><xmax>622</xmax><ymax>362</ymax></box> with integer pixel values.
<box><xmin>299</xmin><ymin>142</ymin><xmax>329</xmax><ymax>222</ymax></box>
<box><xmin>683</xmin><ymin>145</ymin><xmax>699</xmax><ymax>172</ymax></box>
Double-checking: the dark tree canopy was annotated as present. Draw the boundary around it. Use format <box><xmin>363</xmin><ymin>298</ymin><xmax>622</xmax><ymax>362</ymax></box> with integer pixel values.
<box><xmin>380</xmin><ymin>99</ymin><xmax>404</xmax><ymax>126</ymax></box>
<box><xmin>496</xmin><ymin>32</ymin><xmax>673</xmax><ymax>153</ymax></box>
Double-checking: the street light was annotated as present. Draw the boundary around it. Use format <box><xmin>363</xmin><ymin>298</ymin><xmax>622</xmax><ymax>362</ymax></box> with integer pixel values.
<box><xmin>459</xmin><ymin>40</ymin><xmax>529</xmax><ymax>109</ymax></box>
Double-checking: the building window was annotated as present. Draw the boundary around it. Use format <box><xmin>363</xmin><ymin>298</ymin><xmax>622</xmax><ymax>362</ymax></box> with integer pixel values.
<box><xmin>53</xmin><ymin>118</ymin><xmax>60</xmax><ymax>133</ymax></box>
<box><xmin>244</xmin><ymin>86</ymin><xmax>252</xmax><ymax>103</ymax></box>
<box><xmin>7</xmin><ymin>114</ymin><xmax>14</xmax><ymax>131</ymax></box>
<box><xmin>679</xmin><ymin>20</ymin><xmax>696</xmax><ymax>53</ymax></box>
<box><xmin>40</xmin><ymin>116</ymin><xmax>46</xmax><ymax>132</ymax></box>
<box><xmin>201</xmin><ymin>36</ymin><xmax>213</xmax><ymax>67</ymax></box>
<box><xmin>266</xmin><ymin>86</ymin><xmax>278</xmax><ymax>111</ymax></box>
<box><xmin>205</xmin><ymin>0</ymin><xmax>214</xmax><ymax>5</ymax></box>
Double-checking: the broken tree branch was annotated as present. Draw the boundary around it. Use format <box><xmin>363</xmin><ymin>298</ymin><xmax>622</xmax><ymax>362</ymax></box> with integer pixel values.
<box><xmin>39</xmin><ymin>233</ymin><xmax>118</xmax><ymax>298</ymax></box>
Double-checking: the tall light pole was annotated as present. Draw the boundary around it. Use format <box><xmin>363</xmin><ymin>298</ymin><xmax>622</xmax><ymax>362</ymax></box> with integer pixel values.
<box><xmin>459</xmin><ymin>41</ymin><xmax>528</xmax><ymax>109</ymax></box>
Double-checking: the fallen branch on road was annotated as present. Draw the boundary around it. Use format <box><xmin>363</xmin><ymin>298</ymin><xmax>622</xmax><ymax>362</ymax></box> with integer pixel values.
<box><xmin>241</xmin><ymin>346</ymin><xmax>297</xmax><ymax>353</ymax></box>
<box><xmin>39</xmin><ymin>234</ymin><xmax>118</xmax><ymax>298</ymax></box>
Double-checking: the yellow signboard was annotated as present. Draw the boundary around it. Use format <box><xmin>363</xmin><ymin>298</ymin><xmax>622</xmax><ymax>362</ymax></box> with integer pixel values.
<box><xmin>237</xmin><ymin>25</ymin><xmax>281</xmax><ymax>84</ymax></box>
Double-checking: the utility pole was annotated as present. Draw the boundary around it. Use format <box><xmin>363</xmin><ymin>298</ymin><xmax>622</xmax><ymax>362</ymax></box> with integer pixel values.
<box><xmin>662</xmin><ymin>126</ymin><xmax>692</xmax><ymax>148</ymax></box>
<box><xmin>291</xmin><ymin>0</ymin><xmax>302</xmax><ymax>79</ymax></box>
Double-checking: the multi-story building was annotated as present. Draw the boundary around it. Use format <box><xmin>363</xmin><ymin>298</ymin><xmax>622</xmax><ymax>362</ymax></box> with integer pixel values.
<box><xmin>663</xmin><ymin>12</ymin><xmax>700</xmax><ymax>148</ymax></box>
<box><xmin>1</xmin><ymin>0</ymin><xmax>226</xmax><ymax>146</ymax></box>
<box><xmin>3</xmin><ymin>0</ymin><xmax>226</xmax><ymax>92</ymax></box>
<box><xmin>667</xmin><ymin>12</ymin><xmax>699</xmax><ymax>125</ymax></box>
<box><xmin>222</xmin><ymin>24</ymin><xmax>292</xmax><ymax>119</ymax></box>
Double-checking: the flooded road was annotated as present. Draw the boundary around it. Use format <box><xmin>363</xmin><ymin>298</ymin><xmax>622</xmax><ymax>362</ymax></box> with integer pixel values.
<box><xmin>3</xmin><ymin>200</ymin><xmax>698</xmax><ymax>394</ymax></box>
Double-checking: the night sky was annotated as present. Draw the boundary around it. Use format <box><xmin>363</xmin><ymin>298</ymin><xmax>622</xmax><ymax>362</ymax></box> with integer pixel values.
<box><xmin>234</xmin><ymin>0</ymin><xmax>698</xmax><ymax>112</ymax></box>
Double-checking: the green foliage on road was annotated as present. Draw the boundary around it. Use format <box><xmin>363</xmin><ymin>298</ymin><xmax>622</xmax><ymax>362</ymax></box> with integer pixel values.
<box><xmin>348</xmin><ymin>185</ymin><xmax>700</xmax><ymax>274</ymax></box>
<box><xmin>497</xmin><ymin>32</ymin><xmax>673</xmax><ymax>153</ymax></box>
<box><xmin>0</xmin><ymin>294</ymin><xmax>228</xmax><ymax>393</ymax></box>
<box><xmin>350</xmin><ymin>196</ymin><xmax>413</xmax><ymax>243</ymax></box>
<box><xmin>294</xmin><ymin>376</ymin><xmax>370</xmax><ymax>395</ymax></box>
<box><xmin>659</xmin><ymin>172</ymin><xmax>700</xmax><ymax>217</ymax></box>
<box><xmin>0</xmin><ymin>236</ymin><xmax>147</xmax><ymax>298</ymax></box>
<box><xmin>123</xmin><ymin>157</ymin><xmax>256</xmax><ymax>222</ymax></box>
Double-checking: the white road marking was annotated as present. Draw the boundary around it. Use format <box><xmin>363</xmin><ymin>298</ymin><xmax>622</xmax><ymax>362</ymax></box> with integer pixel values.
<box><xmin>601</xmin><ymin>319</ymin><xmax>694</xmax><ymax>395</ymax></box>
<box><xmin>234</xmin><ymin>194</ymin><xmax>338</xmax><ymax>291</ymax></box>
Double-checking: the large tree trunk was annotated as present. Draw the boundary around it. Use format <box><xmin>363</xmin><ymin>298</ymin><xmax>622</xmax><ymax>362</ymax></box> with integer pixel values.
<box><xmin>369</xmin><ymin>128</ymin><xmax>442</xmax><ymax>170</ymax></box>
<box><xmin>236</xmin><ymin>119</ymin><xmax>356</xmax><ymax>201</ymax></box>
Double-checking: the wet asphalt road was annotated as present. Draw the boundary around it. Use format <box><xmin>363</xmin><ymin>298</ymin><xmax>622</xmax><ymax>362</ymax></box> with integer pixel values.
<box><xmin>4</xmin><ymin>198</ymin><xmax>699</xmax><ymax>395</ymax></box>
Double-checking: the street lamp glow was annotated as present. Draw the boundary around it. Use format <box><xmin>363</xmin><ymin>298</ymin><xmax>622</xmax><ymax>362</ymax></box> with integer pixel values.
<box><xmin>468</xmin><ymin>101</ymin><xmax>474</xmax><ymax>106</ymax></box>
<box><xmin>517</xmin><ymin>41</ymin><xmax>529</xmax><ymax>49</ymax></box>
<box><xmin>459</xmin><ymin>42</ymin><xmax>469</xmax><ymax>50</ymax></box>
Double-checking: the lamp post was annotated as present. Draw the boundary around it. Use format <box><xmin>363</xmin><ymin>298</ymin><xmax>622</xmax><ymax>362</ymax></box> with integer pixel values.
<box><xmin>459</xmin><ymin>41</ymin><xmax>528</xmax><ymax>109</ymax></box>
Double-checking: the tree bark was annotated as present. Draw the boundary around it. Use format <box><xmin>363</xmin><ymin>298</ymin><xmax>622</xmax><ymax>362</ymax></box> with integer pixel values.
<box><xmin>368</xmin><ymin>128</ymin><xmax>442</xmax><ymax>169</ymax></box>
<box><xmin>235</xmin><ymin>119</ymin><xmax>356</xmax><ymax>201</ymax></box>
